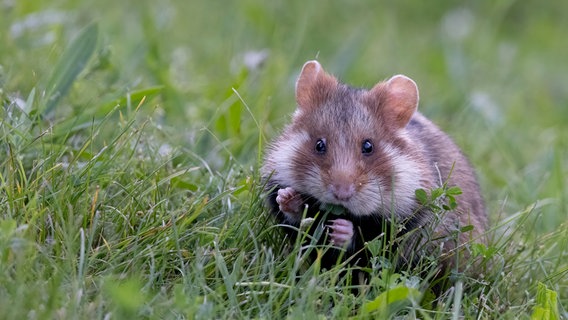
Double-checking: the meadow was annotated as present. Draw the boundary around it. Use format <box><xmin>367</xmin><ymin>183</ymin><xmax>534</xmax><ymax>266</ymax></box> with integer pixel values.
<box><xmin>0</xmin><ymin>0</ymin><xmax>566</xmax><ymax>318</ymax></box>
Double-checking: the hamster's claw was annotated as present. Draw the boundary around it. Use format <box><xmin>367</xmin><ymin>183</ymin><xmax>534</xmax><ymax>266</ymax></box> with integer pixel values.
<box><xmin>276</xmin><ymin>187</ymin><xmax>303</xmax><ymax>218</ymax></box>
<box><xmin>328</xmin><ymin>218</ymin><xmax>354</xmax><ymax>247</ymax></box>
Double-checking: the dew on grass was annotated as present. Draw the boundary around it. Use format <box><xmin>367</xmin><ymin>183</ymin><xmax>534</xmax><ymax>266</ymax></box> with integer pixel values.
<box><xmin>243</xmin><ymin>49</ymin><xmax>269</xmax><ymax>71</ymax></box>
<box><xmin>469</xmin><ymin>91</ymin><xmax>503</xmax><ymax>125</ymax></box>
<box><xmin>441</xmin><ymin>8</ymin><xmax>475</xmax><ymax>42</ymax></box>
<box><xmin>10</xmin><ymin>9</ymin><xmax>68</xmax><ymax>46</ymax></box>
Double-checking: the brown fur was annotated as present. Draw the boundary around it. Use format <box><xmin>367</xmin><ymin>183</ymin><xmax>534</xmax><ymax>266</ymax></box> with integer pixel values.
<box><xmin>262</xmin><ymin>60</ymin><xmax>487</xmax><ymax>277</ymax></box>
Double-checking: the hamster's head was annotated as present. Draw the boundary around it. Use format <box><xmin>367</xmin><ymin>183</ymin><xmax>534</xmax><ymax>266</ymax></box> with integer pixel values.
<box><xmin>265</xmin><ymin>60</ymin><xmax>430</xmax><ymax>218</ymax></box>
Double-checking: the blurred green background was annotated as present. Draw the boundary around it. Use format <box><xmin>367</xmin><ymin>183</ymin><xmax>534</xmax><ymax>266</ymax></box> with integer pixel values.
<box><xmin>1</xmin><ymin>0</ymin><xmax>567</xmax><ymax>228</ymax></box>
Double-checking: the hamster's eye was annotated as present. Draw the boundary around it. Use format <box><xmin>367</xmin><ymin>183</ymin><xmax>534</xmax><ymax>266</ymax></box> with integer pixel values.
<box><xmin>362</xmin><ymin>139</ymin><xmax>373</xmax><ymax>155</ymax></box>
<box><xmin>315</xmin><ymin>138</ymin><xmax>327</xmax><ymax>154</ymax></box>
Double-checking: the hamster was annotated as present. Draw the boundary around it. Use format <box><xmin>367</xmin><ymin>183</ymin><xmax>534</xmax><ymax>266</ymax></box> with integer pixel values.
<box><xmin>261</xmin><ymin>60</ymin><xmax>487</xmax><ymax>279</ymax></box>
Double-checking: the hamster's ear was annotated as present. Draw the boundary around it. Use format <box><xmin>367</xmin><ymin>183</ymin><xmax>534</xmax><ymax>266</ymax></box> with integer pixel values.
<box><xmin>366</xmin><ymin>74</ymin><xmax>419</xmax><ymax>128</ymax></box>
<box><xmin>295</xmin><ymin>60</ymin><xmax>338</xmax><ymax>111</ymax></box>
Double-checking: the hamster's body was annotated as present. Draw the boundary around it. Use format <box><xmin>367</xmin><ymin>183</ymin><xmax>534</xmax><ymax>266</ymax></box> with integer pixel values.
<box><xmin>261</xmin><ymin>61</ymin><xmax>487</xmax><ymax>277</ymax></box>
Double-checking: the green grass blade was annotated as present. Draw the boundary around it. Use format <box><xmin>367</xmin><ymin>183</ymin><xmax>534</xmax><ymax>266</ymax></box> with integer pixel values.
<box><xmin>531</xmin><ymin>282</ymin><xmax>559</xmax><ymax>320</ymax></box>
<box><xmin>43</xmin><ymin>23</ymin><xmax>98</xmax><ymax>115</ymax></box>
<box><xmin>363</xmin><ymin>285</ymin><xmax>421</xmax><ymax>315</ymax></box>
<box><xmin>96</xmin><ymin>86</ymin><xmax>164</xmax><ymax>115</ymax></box>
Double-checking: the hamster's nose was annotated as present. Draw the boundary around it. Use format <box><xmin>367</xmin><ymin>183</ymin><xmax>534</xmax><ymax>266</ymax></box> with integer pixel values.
<box><xmin>330</xmin><ymin>183</ymin><xmax>355</xmax><ymax>201</ymax></box>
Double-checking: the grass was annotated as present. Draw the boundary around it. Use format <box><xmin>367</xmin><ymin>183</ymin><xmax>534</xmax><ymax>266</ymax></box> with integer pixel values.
<box><xmin>1</xmin><ymin>0</ymin><xmax>567</xmax><ymax>318</ymax></box>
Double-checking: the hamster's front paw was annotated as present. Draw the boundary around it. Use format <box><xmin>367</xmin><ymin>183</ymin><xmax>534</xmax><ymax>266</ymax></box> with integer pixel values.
<box><xmin>276</xmin><ymin>187</ymin><xmax>304</xmax><ymax>219</ymax></box>
<box><xmin>328</xmin><ymin>218</ymin><xmax>354</xmax><ymax>248</ymax></box>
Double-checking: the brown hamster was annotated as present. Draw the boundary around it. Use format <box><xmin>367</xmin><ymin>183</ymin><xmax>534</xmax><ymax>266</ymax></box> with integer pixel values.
<box><xmin>261</xmin><ymin>60</ymin><xmax>487</xmax><ymax>279</ymax></box>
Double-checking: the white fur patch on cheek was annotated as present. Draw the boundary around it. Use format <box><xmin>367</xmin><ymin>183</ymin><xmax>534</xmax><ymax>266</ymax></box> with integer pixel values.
<box><xmin>349</xmin><ymin>182</ymin><xmax>389</xmax><ymax>215</ymax></box>
<box><xmin>387</xmin><ymin>144</ymin><xmax>424</xmax><ymax>217</ymax></box>
<box><xmin>300</xmin><ymin>166</ymin><xmax>325</xmax><ymax>199</ymax></box>
<box><xmin>348</xmin><ymin>142</ymin><xmax>423</xmax><ymax>218</ymax></box>
<box><xmin>269</xmin><ymin>130</ymin><xmax>310</xmax><ymax>184</ymax></box>
<box><xmin>380</xmin><ymin>142</ymin><xmax>399</xmax><ymax>159</ymax></box>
